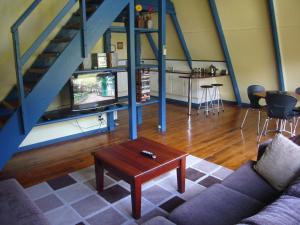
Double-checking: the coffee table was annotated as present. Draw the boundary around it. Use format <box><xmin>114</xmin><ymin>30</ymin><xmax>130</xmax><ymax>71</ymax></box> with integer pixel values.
<box><xmin>93</xmin><ymin>137</ymin><xmax>188</xmax><ymax>219</ymax></box>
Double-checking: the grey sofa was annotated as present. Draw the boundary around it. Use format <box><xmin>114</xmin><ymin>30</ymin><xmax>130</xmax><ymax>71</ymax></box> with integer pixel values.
<box><xmin>0</xmin><ymin>178</ymin><xmax>50</xmax><ymax>225</ymax></box>
<box><xmin>144</xmin><ymin>136</ymin><xmax>300</xmax><ymax>225</ymax></box>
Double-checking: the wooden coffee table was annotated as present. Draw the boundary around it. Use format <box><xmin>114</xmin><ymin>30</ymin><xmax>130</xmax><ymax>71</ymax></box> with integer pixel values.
<box><xmin>93</xmin><ymin>137</ymin><xmax>188</xmax><ymax>219</ymax></box>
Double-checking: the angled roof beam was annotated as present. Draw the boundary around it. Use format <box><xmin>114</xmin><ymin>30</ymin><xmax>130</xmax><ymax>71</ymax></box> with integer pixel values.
<box><xmin>268</xmin><ymin>0</ymin><xmax>285</xmax><ymax>91</ymax></box>
<box><xmin>208</xmin><ymin>0</ymin><xmax>242</xmax><ymax>105</ymax></box>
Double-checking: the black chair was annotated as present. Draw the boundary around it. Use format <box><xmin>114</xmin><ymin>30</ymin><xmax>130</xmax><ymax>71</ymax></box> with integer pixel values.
<box><xmin>258</xmin><ymin>92</ymin><xmax>297</xmax><ymax>142</ymax></box>
<box><xmin>293</xmin><ymin>87</ymin><xmax>300</xmax><ymax>135</ymax></box>
<box><xmin>240</xmin><ymin>85</ymin><xmax>265</xmax><ymax>134</ymax></box>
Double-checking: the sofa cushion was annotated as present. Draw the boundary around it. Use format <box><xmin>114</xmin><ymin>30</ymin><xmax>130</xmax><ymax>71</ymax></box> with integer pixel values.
<box><xmin>239</xmin><ymin>194</ymin><xmax>300</xmax><ymax>225</ymax></box>
<box><xmin>254</xmin><ymin>134</ymin><xmax>300</xmax><ymax>191</ymax></box>
<box><xmin>286</xmin><ymin>176</ymin><xmax>300</xmax><ymax>198</ymax></box>
<box><xmin>142</xmin><ymin>216</ymin><xmax>175</xmax><ymax>225</ymax></box>
<box><xmin>222</xmin><ymin>161</ymin><xmax>279</xmax><ymax>204</ymax></box>
<box><xmin>169</xmin><ymin>183</ymin><xmax>264</xmax><ymax>225</ymax></box>
<box><xmin>0</xmin><ymin>179</ymin><xmax>50</xmax><ymax>225</ymax></box>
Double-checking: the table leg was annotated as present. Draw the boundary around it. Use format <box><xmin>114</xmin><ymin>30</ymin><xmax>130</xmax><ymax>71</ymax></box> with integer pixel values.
<box><xmin>94</xmin><ymin>158</ymin><xmax>104</xmax><ymax>193</ymax></box>
<box><xmin>131</xmin><ymin>179</ymin><xmax>142</xmax><ymax>219</ymax></box>
<box><xmin>188</xmin><ymin>78</ymin><xmax>192</xmax><ymax>116</ymax></box>
<box><xmin>177</xmin><ymin>158</ymin><xmax>186</xmax><ymax>193</ymax></box>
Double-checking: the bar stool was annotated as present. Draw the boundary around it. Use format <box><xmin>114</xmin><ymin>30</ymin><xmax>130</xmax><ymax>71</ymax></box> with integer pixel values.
<box><xmin>211</xmin><ymin>83</ymin><xmax>224</xmax><ymax>114</ymax></box>
<box><xmin>198</xmin><ymin>85</ymin><xmax>214</xmax><ymax>117</ymax></box>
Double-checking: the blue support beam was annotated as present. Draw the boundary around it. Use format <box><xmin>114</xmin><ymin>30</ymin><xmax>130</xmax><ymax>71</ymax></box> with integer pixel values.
<box><xmin>103</xmin><ymin>30</ymin><xmax>111</xmax><ymax>53</ymax></box>
<box><xmin>137</xmin><ymin>106</ymin><xmax>143</xmax><ymax>125</ymax></box>
<box><xmin>135</xmin><ymin>26</ymin><xmax>142</xmax><ymax>67</ymax></box>
<box><xmin>11</xmin><ymin>29</ymin><xmax>27</xmax><ymax>134</ymax></box>
<box><xmin>126</xmin><ymin>0</ymin><xmax>138</xmax><ymax>139</ymax></box>
<box><xmin>208</xmin><ymin>0</ymin><xmax>242</xmax><ymax>105</ymax></box>
<box><xmin>145</xmin><ymin>33</ymin><xmax>158</xmax><ymax>60</ymax></box>
<box><xmin>79</xmin><ymin>0</ymin><xmax>87</xmax><ymax>58</ymax></box>
<box><xmin>107</xmin><ymin>111</ymin><xmax>115</xmax><ymax>131</ymax></box>
<box><xmin>158</xmin><ymin>0</ymin><xmax>167</xmax><ymax>132</ymax></box>
<box><xmin>268</xmin><ymin>0</ymin><xmax>285</xmax><ymax>91</ymax></box>
<box><xmin>170</xmin><ymin>13</ymin><xmax>192</xmax><ymax>70</ymax></box>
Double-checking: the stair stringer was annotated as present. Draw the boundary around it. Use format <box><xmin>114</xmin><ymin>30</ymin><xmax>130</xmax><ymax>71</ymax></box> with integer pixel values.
<box><xmin>0</xmin><ymin>0</ymin><xmax>130</xmax><ymax>169</ymax></box>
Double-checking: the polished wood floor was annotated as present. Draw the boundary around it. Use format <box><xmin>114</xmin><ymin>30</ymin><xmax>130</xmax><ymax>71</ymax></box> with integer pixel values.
<box><xmin>1</xmin><ymin>103</ymin><xmax>295</xmax><ymax>187</ymax></box>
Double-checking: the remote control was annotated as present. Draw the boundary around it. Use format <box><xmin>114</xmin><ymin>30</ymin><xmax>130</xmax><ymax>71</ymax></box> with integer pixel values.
<box><xmin>140</xmin><ymin>150</ymin><xmax>157</xmax><ymax>159</ymax></box>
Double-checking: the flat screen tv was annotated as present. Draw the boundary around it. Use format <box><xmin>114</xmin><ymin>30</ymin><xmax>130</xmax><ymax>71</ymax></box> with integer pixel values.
<box><xmin>70</xmin><ymin>73</ymin><xmax>118</xmax><ymax>111</ymax></box>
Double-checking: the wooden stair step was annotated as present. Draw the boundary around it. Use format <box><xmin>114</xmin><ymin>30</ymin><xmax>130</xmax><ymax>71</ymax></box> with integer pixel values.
<box><xmin>27</xmin><ymin>67</ymin><xmax>49</xmax><ymax>74</ymax></box>
<box><xmin>74</xmin><ymin>5</ymin><xmax>98</xmax><ymax>16</ymax></box>
<box><xmin>23</xmin><ymin>81</ymin><xmax>37</xmax><ymax>94</ymax></box>
<box><xmin>39</xmin><ymin>51</ymin><xmax>60</xmax><ymax>58</ymax></box>
<box><xmin>1</xmin><ymin>100</ymin><xmax>19</xmax><ymax>110</ymax></box>
<box><xmin>51</xmin><ymin>36</ymin><xmax>72</xmax><ymax>43</ymax></box>
<box><xmin>64</xmin><ymin>22</ymin><xmax>81</xmax><ymax>30</ymax></box>
<box><xmin>0</xmin><ymin>116</ymin><xmax>10</xmax><ymax>128</ymax></box>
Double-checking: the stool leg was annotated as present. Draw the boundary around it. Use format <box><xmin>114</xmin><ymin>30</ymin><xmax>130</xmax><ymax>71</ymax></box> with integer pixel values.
<box><xmin>198</xmin><ymin>88</ymin><xmax>205</xmax><ymax>113</ymax></box>
<box><xmin>240</xmin><ymin>108</ymin><xmax>249</xmax><ymax>129</ymax></box>
<box><xmin>208</xmin><ymin>88</ymin><xmax>215</xmax><ymax>115</ymax></box>
<box><xmin>205</xmin><ymin>89</ymin><xmax>209</xmax><ymax>116</ymax></box>
<box><xmin>212</xmin><ymin>87</ymin><xmax>218</xmax><ymax>114</ymax></box>
<box><xmin>257</xmin><ymin>110</ymin><xmax>261</xmax><ymax>135</ymax></box>
<box><xmin>218</xmin><ymin>87</ymin><xmax>224</xmax><ymax>112</ymax></box>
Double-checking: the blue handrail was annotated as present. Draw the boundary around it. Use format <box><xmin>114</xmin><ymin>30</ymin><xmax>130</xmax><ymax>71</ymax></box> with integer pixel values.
<box><xmin>21</xmin><ymin>0</ymin><xmax>78</xmax><ymax>66</ymax></box>
<box><xmin>10</xmin><ymin>0</ymin><xmax>86</xmax><ymax>133</ymax></box>
<box><xmin>11</xmin><ymin>0</ymin><xmax>42</xmax><ymax>32</ymax></box>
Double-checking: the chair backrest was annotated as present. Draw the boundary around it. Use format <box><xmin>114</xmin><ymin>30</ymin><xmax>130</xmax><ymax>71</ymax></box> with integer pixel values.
<box><xmin>295</xmin><ymin>87</ymin><xmax>300</xmax><ymax>95</ymax></box>
<box><xmin>265</xmin><ymin>92</ymin><xmax>297</xmax><ymax>119</ymax></box>
<box><xmin>247</xmin><ymin>85</ymin><xmax>265</xmax><ymax>108</ymax></box>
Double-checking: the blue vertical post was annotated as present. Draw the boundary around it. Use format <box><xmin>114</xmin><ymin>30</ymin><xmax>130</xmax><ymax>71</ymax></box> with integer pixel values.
<box><xmin>268</xmin><ymin>0</ymin><xmax>285</xmax><ymax>91</ymax></box>
<box><xmin>170</xmin><ymin>13</ymin><xmax>192</xmax><ymax>70</ymax></box>
<box><xmin>11</xmin><ymin>28</ymin><xmax>27</xmax><ymax>133</ymax></box>
<box><xmin>145</xmin><ymin>33</ymin><xmax>158</xmax><ymax>60</ymax></box>
<box><xmin>137</xmin><ymin>106</ymin><xmax>142</xmax><ymax>125</ymax></box>
<box><xmin>103</xmin><ymin>30</ymin><xmax>111</xmax><ymax>53</ymax></box>
<box><xmin>106</xmin><ymin>111</ymin><xmax>115</xmax><ymax>131</ymax></box>
<box><xmin>135</xmin><ymin>19</ymin><xmax>143</xmax><ymax>124</ymax></box>
<box><xmin>135</xmin><ymin>28</ymin><xmax>141</xmax><ymax>67</ymax></box>
<box><xmin>158</xmin><ymin>0</ymin><xmax>167</xmax><ymax>132</ymax></box>
<box><xmin>127</xmin><ymin>0</ymin><xmax>137</xmax><ymax>139</ymax></box>
<box><xmin>79</xmin><ymin>0</ymin><xmax>87</xmax><ymax>57</ymax></box>
<box><xmin>208</xmin><ymin>0</ymin><xmax>242</xmax><ymax>105</ymax></box>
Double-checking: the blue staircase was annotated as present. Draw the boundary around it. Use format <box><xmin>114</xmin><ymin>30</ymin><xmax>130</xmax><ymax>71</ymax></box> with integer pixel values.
<box><xmin>0</xmin><ymin>0</ymin><xmax>130</xmax><ymax>169</ymax></box>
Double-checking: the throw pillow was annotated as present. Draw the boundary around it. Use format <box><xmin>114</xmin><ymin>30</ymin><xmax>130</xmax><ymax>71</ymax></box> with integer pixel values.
<box><xmin>254</xmin><ymin>134</ymin><xmax>300</xmax><ymax>191</ymax></box>
<box><xmin>238</xmin><ymin>194</ymin><xmax>300</xmax><ymax>225</ymax></box>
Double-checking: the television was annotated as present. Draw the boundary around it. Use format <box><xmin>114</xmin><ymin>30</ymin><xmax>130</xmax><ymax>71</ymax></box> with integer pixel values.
<box><xmin>70</xmin><ymin>72</ymin><xmax>118</xmax><ymax>111</ymax></box>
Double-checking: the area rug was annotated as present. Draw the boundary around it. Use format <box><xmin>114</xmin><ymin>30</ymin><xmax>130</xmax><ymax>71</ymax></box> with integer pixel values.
<box><xmin>25</xmin><ymin>155</ymin><xmax>233</xmax><ymax>225</ymax></box>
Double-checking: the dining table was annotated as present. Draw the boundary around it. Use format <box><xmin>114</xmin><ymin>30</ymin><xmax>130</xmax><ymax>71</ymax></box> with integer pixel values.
<box><xmin>254</xmin><ymin>91</ymin><xmax>300</xmax><ymax>101</ymax></box>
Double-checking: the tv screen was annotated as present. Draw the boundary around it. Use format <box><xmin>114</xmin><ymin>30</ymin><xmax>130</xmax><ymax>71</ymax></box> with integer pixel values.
<box><xmin>70</xmin><ymin>73</ymin><xmax>117</xmax><ymax>111</ymax></box>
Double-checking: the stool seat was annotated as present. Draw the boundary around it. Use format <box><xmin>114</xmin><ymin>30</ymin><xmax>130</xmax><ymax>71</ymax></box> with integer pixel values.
<box><xmin>211</xmin><ymin>83</ymin><xmax>223</xmax><ymax>87</ymax></box>
<box><xmin>201</xmin><ymin>85</ymin><xmax>213</xmax><ymax>88</ymax></box>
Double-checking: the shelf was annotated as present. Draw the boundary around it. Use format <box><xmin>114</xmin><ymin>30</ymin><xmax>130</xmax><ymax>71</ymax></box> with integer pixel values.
<box><xmin>137</xmin><ymin>64</ymin><xmax>158</xmax><ymax>69</ymax></box>
<box><xmin>37</xmin><ymin>97</ymin><xmax>159</xmax><ymax>126</ymax></box>
<box><xmin>135</xmin><ymin>28</ymin><xmax>159</xmax><ymax>33</ymax></box>
<box><xmin>74</xmin><ymin>66</ymin><xmax>127</xmax><ymax>74</ymax></box>
<box><xmin>108</xmin><ymin>26</ymin><xmax>158</xmax><ymax>34</ymax></box>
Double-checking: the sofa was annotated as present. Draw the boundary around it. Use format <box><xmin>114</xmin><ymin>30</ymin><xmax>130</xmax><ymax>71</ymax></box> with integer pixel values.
<box><xmin>143</xmin><ymin>136</ymin><xmax>300</xmax><ymax>225</ymax></box>
<box><xmin>0</xmin><ymin>178</ymin><xmax>50</xmax><ymax>225</ymax></box>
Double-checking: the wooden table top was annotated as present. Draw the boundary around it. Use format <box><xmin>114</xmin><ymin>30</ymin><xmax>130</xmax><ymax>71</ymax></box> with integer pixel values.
<box><xmin>254</xmin><ymin>91</ymin><xmax>300</xmax><ymax>101</ymax></box>
<box><xmin>93</xmin><ymin>137</ymin><xmax>188</xmax><ymax>177</ymax></box>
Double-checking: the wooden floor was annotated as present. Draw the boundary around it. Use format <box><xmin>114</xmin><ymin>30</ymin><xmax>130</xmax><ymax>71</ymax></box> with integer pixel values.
<box><xmin>0</xmin><ymin>103</ymin><xmax>294</xmax><ymax>187</ymax></box>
